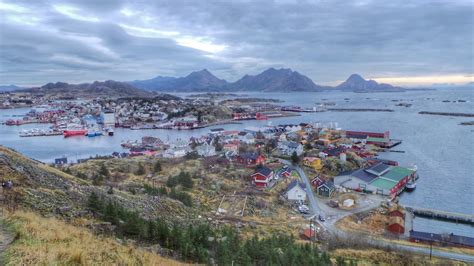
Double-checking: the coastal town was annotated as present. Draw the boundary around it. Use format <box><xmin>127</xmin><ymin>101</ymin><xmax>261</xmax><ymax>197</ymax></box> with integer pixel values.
<box><xmin>1</xmin><ymin>89</ymin><xmax>473</xmax><ymax>264</ymax></box>
<box><xmin>0</xmin><ymin>0</ymin><xmax>472</xmax><ymax>264</ymax></box>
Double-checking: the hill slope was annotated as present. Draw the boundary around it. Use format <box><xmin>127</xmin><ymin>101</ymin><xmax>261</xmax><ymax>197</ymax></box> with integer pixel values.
<box><xmin>0</xmin><ymin>146</ymin><xmax>190</xmax><ymax>221</ymax></box>
<box><xmin>4</xmin><ymin>211</ymin><xmax>186</xmax><ymax>265</ymax></box>
<box><xmin>26</xmin><ymin>80</ymin><xmax>154</xmax><ymax>98</ymax></box>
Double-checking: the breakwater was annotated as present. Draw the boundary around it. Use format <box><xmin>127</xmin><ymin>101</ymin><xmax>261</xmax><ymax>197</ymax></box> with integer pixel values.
<box><xmin>419</xmin><ymin>111</ymin><xmax>474</xmax><ymax>117</ymax></box>
<box><xmin>328</xmin><ymin>108</ymin><xmax>394</xmax><ymax>112</ymax></box>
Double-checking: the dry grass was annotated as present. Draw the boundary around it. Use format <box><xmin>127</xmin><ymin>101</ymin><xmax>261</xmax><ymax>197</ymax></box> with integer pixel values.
<box><xmin>332</xmin><ymin>248</ymin><xmax>468</xmax><ymax>266</ymax></box>
<box><xmin>336</xmin><ymin>212</ymin><xmax>388</xmax><ymax>235</ymax></box>
<box><xmin>4</xmin><ymin>211</ymin><xmax>188</xmax><ymax>265</ymax></box>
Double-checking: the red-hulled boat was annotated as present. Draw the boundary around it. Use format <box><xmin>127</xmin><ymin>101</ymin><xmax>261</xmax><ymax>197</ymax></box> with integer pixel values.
<box><xmin>63</xmin><ymin>129</ymin><xmax>87</xmax><ymax>137</ymax></box>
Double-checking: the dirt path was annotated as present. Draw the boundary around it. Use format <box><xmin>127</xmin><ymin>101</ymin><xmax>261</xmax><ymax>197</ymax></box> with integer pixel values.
<box><xmin>0</xmin><ymin>217</ymin><xmax>15</xmax><ymax>266</ymax></box>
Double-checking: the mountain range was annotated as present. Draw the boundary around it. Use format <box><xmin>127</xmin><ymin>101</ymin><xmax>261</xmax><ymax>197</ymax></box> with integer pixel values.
<box><xmin>129</xmin><ymin>68</ymin><xmax>402</xmax><ymax>92</ymax></box>
<box><xmin>335</xmin><ymin>74</ymin><xmax>403</xmax><ymax>92</ymax></box>
<box><xmin>3</xmin><ymin>68</ymin><xmax>408</xmax><ymax>95</ymax></box>
<box><xmin>25</xmin><ymin>80</ymin><xmax>154</xmax><ymax>98</ymax></box>
<box><xmin>0</xmin><ymin>84</ymin><xmax>24</xmax><ymax>92</ymax></box>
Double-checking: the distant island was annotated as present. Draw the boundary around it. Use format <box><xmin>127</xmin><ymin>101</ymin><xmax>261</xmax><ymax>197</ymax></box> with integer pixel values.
<box><xmin>129</xmin><ymin>68</ymin><xmax>405</xmax><ymax>93</ymax></box>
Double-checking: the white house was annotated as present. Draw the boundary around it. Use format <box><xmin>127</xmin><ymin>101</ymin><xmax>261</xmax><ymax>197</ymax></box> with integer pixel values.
<box><xmin>285</xmin><ymin>180</ymin><xmax>307</xmax><ymax>201</ymax></box>
<box><xmin>163</xmin><ymin>147</ymin><xmax>190</xmax><ymax>158</ymax></box>
<box><xmin>278</xmin><ymin>141</ymin><xmax>303</xmax><ymax>156</ymax></box>
<box><xmin>195</xmin><ymin>143</ymin><xmax>216</xmax><ymax>157</ymax></box>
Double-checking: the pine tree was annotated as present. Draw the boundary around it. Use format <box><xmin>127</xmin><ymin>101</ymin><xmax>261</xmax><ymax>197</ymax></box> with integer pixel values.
<box><xmin>99</xmin><ymin>163</ymin><xmax>110</xmax><ymax>178</ymax></box>
<box><xmin>135</xmin><ymin>162</ymin><xmax>145</xmax><ymax>175</ymax></box>
<box><xmin>104</xmin><ymin>200</ymin><xmax>119</xmax><ymax>225</ymax></box>
<box><xmin>87</xmin><ymin>192</ymin><xmax>102</xmax><ymax>214</ymax></box>
<box><xmin>153</xmin><ymin>161</ymin><xmax>162</xmax><ymax>173</ymax></box>
<box><xmin>291</xmin><ymin>151</ymin><xmax>300</xmax><ymax>164</ymax></box>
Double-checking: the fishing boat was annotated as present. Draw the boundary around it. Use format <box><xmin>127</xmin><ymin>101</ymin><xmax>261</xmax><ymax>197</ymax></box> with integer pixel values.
<box><xmin>64</xmin><ymin>129</ymin><xmax>87</xmax><ymax>137</ymax></box>
<box><xmin>63</xmin><ymin>124</ymin><xmax>87</xmax><ymax>137</ymax></box>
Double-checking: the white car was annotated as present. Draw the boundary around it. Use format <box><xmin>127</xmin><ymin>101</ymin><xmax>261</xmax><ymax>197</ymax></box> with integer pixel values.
<box><xmin>298</xmin><ymin>205</ymin><xmax>310</xmax><ymax>214</ymax></box>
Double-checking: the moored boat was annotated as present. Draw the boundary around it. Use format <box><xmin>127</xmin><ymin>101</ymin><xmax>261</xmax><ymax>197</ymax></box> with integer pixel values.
<box><xmin>405</xmin><ymin>180</ymin><xmax>416</xmax><ymax>192</ymax></box>
<box><xmin>64</xmin><ymin>129</ymin><xmax>87</xmax><ymax>137</ymax></box>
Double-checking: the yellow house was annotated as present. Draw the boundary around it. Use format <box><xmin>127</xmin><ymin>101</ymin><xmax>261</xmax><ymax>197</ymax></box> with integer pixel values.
<box><xmin>303</xmin><ymin>157</ymin><xmax>323</xmax><ymax>171</ymax></box>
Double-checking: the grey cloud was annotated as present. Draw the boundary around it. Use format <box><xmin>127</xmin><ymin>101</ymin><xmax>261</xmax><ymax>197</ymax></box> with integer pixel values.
<box><xmin>0</xmin><ymin>0</ymin><xmax>472</xmax><ymax>85</ymax></box>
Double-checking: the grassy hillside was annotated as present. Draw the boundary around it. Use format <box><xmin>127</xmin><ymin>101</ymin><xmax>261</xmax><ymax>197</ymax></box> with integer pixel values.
<box><xmin>0</xmin><ymin>146</ymin><xmax>193</xmax><ymax>222</ymax></box>
<box><xmin>3</xmin><ymin>211</ymin><xmax>186</xmax><ymax>265</ymax></box>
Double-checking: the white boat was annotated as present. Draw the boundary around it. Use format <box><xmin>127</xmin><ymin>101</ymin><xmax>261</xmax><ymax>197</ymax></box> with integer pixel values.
<box><xmin>405</xmin><ymin>181</ymin><xmax>416</xmax><ymax>192</ymax></box>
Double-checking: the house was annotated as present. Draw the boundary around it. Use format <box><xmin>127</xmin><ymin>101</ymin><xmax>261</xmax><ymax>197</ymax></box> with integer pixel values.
<box><xmin>195</xmin><ymin>143</ymin><xmax>216</xmax><ymax>157</ymax></box>
<box><xmin>324</xmin><ymin>146</ymin><xmax>346</xmax><ymax>157</ymax></box>
<box><xmin>301</xmin><ymin>228</ymin><xmax>316</xmax><ymax>241</ymax></box>
<box><xmin>163</xmin><ymin>147</ymin><xmax>190</xmax><ymax>158</ymax></box>
<box><xmin>303</xmin><ymin>157</ymin><xmax>322</xmax><ymax>171</ymax></box>
<box><xmin>388</xmin><ymin>205</ymin><xmax>405</xmax><ymax>219</ymax></box>
<box><xmin>387</xmin><ymin>216</ymin><xmax>405</xmax><ymax>234</ymax></box>
<box><xmin>278</xmin><ymin>141</ymin><xmax>303</xmax><ymax>156</ymax></box>
<box><xmin>252</xmin><ymin>166</ymin><xmax>274</xmax><ymax>188</ymax></box>
<box><xmin>316</xmin><ymin>181</ymin><xmax>335</xmax><ymax>197</ymax></box>
<box><xmin>223</xmin><ymin>143</ymin><xmax>239</xmax><ymax>153</ymax></box>
<box><xmin>279</xmin><ymin>167</ymin><xmax>292</xmax><ymax>178</ymax></box>
<box><xmin>54</xmin><ymin>157</ymin><xmax>67</xmax><ymax>165</ymax></box>
<box><xmin>238</xmin><ymin>131</ymin><xmax>256</xmax><ymax>144</ymax></box>
<box><xmin>311</xmin><ymin>176</ymin><xmax>326</xmax><ymax>188</ymax></box>
<box><xmin>285</xmin><ymin>180</ymin><xmax>307</xmax><ymax>201</ymax></box>
<box><xmin>170</xmin><ymin>139</ymin><xmax>189</xmax><ymax>149</ymax></box>
<box><xmin>236</xmin><ymin>152</ymin><xmax>265</xmax><ymax>166</ymax></box>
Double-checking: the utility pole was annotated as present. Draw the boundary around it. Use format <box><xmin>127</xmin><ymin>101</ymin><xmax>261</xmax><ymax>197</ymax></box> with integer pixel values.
<box><xmin>430</xmin><ymin>233</ymin><xmax>433</xmax><ymax>260</ymax></box>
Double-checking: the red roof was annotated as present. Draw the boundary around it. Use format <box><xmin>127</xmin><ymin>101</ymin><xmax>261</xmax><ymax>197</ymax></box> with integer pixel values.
<box><xmin>302</xmin><ymin>228</ymin><xmax>316</xmax><ymax>240</ymax></box>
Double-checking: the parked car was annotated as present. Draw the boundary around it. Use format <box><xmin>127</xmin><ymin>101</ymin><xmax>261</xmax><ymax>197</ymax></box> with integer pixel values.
<box><xmin>298</xmin><ymin>205</ymin><xmax>310</xmax><ymax>214</ymax></box>
<box><xmin>318</xmin><ymin>214</ymin><xmax>326</xmax><ymax>222</ymax></box>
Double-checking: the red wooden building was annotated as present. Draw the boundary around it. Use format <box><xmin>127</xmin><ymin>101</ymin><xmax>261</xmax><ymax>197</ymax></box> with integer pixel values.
<box><xmin>387</xmin><ymin>217</ymin><xmax>405</xmax><ymax>234</ymax></box>
<box><xmin>236</xmin><ymin>152</ymin><xmax>265</xmax><ymax>166</ymax></box>
<box><xmin>252</xmin><ymin>166</ymin><xmax>274</xmax><ymax>188</ymax></box>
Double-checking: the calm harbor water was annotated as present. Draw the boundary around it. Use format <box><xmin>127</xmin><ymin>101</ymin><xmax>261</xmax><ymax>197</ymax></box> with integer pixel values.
<box><xmin>1</xmin><ymin>88</ymin><xmax>473</xmax><ymax>236</ymax></box>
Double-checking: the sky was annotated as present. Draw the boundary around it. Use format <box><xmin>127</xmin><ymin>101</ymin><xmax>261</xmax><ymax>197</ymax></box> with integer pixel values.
<box><xmin>0</xmin><ymin>0</ymin><xmax>473</xmax><ymax>87</ymax></box>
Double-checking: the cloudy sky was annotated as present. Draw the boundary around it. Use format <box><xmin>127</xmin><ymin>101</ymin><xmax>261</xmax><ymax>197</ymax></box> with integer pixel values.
<box><xmin>0</xmin><ymin>0</ymin><xmax>473</xmax><ymax>87</ymax></box>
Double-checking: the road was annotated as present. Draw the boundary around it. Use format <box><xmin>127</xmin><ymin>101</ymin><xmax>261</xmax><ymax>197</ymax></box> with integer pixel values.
<box><xmin>280</xmin><ymin>159</ymin><xmax>474</xmax><ymax>263</ymax></box>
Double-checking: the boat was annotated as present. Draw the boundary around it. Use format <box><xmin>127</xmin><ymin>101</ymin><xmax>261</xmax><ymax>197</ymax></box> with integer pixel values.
<box><xmin>86</xmin><ymin>128</ymin><xmax>103</xmax><ymax>137</ymax></box>
<box><xmin>64</xmin><ymin>129</ymin><xmax>87</xmax><ymax>137</ymax></box>
<box><xmin>64</xmin><ymin>124</ymin><xmax>87</xmax><ymax>137</ymax></box>
<box><xmin>405</xmin><ymin>180</ymin><xmax>416</xmax><ymax>192</ymax></box>
<box><xmin>107</xmin><ymin>128</ymin><xmax>114</xmax><ymax>136</ymax></box>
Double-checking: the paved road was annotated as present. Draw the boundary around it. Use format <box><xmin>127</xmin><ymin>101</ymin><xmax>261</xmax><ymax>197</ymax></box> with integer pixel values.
<box><xmin>280</xmin><ymin>159</ymin><xmax>320</xmax><ymax>216</ymax></box>
<box><xmin>280</xmin><ymin>160</ymin><xmax>474</xmax><ymax>263</ymax></box>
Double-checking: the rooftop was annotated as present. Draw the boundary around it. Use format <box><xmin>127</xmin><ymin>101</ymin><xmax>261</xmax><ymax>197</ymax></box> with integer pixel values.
<box><xmin>370</xmin><ymin>178</ymin><xmax>398</xmax><ymax>190</ymax></box>
<box><xmin>382</xmin><ymin>166</ymin><xmax>414</xmax><ymax>182</ymax></box>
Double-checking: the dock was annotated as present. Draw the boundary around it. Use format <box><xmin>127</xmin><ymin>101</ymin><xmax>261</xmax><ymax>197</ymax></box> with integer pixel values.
<box><xmin>404</xmin><ymin>205</ymin><xmax>474</xmax><ymax>225</ymax></box>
